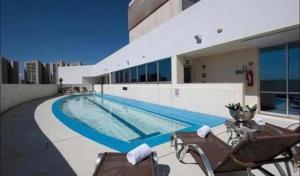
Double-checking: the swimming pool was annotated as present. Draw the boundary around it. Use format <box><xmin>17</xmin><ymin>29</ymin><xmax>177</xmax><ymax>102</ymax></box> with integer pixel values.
<box><xmin>52</xmin><ymin>94</ymin><xmax>225</xmax><ymax>152</ymax></box>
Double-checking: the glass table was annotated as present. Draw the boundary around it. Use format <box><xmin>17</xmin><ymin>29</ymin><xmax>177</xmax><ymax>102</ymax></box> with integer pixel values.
<box><xmin>224</xmin><ymin>119</ymin><xmax>285</xmax><ymax>146</ymax></box>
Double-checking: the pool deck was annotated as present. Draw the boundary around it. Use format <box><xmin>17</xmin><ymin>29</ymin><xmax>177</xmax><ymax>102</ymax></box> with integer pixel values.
<box><xmin>1</xmin><ymin>95</ymin><xmax>299</xmax><ymax>176</ymax></box>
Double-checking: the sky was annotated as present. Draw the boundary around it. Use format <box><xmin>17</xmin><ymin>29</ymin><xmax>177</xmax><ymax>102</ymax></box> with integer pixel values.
<box><xmin>1</xmin><ymin>0</ymin><xmax>131</xmax><ymax>75</ymax></box>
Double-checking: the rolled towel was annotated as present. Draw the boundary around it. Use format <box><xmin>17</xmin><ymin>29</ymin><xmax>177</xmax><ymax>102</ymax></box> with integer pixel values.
<box><xmin>197</xmin><ymin>125</ymin><xmax>211</xmax><ymax>138</ymax></box>
<box><xmin>253</xmin><ymin>117</ymin><xmax>265</xmax><ymax>126</ymax></box>
<box><xmin>127</xmin><ymin>144</ymin><xmax>152</xmax><ymax>165</ymax></box>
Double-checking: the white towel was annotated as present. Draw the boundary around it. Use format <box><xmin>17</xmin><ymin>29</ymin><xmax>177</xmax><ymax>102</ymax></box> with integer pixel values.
<box><xmin>253</xmin><ymin>117</ymin><xmax>265</xmax><ymax>126</ymax></box>
<box><xmin>127</xmin><ymin>144</ymin><xmax>152</xmax><ymax>165</ymax></box>
<box><xmin>197</xmin><ymin>125</ymin><xmax>211</xmax><ymax>138</ymax></box>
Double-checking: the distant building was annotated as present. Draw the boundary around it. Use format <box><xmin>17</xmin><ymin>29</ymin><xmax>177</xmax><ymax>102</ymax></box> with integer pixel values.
<box><xmin>0</xmin><ymin>57</ymin><xmax>19</xmax><ymax>84</ymax></box>
<box><xmin>24</xmin><ymin>60</ymin><xmax>42</xmax><ymax>84</ymax></box>
<box><xmin>49</xmin><ymin>60</ymin><xmax>65</xmax><ymax>84</ymax></box>
<box><xmin>24</xmin><ymin>59</ymin><xmax>83</xmax><ymax>84</ymax></box>
<box><xmin>42</xmin><ymin>63</ymin><xmax>50</xmax><ymax>84</ymax></box>
<box><xmin>67</xmin><ymin>61</ymin><xmax>83</xmax><ymax>66</ymax></box>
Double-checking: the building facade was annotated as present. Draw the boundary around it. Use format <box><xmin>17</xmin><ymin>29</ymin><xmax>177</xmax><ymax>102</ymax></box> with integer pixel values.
<box><xmin>128</xmin><ymin>0</ymin><xmax>200</xmax><ymax>42</ymax></box>
<box><xmin>24</xmin><ymin>60</ymin><xmax>43</xmax><ymax>84</ymax></box>
<box><xmin>0</xmin><ymin>57</ymin><xmax>19</xmax><ymax>84</ymax></box>
<box><xmin>49</xmin><ymin>60</ymin><xmax>65</xmax><ymax>84</ymax></box>
<box><xmin>59</xmin><ymin>0</ymin><xmax>300</xmax><ymax>119</ymax></box>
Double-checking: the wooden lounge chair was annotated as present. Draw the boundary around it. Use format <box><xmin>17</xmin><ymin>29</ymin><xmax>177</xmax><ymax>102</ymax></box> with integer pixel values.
<box><xmin>171</xmin><ymin>125</ymin><xmax>300</xmax><ymax>176</ymax></box>
<box><xmin>73</xmin><ymin>87</ymin><xmax>80</xmax><ymax>92</ymax></box>
<box><xmin>82</xmin><ymin>87</ymin><xmax>88</xmax><ymax>93</ymax></box>
<box><xmin>93</xmin><ymin>152</ymin><xmax>158</xmax><ymax>176</ymax></box>
<box><xmin>65</xmin><ymin>87</ymin><xmax>74</xmax><ymax>95</ymax></box>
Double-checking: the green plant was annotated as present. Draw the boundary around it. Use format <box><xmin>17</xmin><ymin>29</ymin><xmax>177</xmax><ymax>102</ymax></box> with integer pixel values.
<box><xmin>225</xmin><ymin>103</ymin><xmax>257</xmax><ymax>112</ymax></box>
<box><xmin>225</xmin><ymin>103</ymin><xmax>241</xmax><ymax>111</ymax></box>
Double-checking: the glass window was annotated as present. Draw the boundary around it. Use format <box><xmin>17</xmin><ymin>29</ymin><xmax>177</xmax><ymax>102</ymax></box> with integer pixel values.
<box><xmin>288</xmin><ymin>42</ymin><xmax>300</xmax><ymax>115</ymax></box>
<box><xmin>260</xmin><ymin>93</ymin><xmax>287</xmax><ymax>114</ymax></box>
<box><xmin>138</xmin><ymin>65</ymin><xmax>146</xmax><ymax>82</ymax></box>
<box><xmin>119</xmin><ymin>70</ymin><xmax>124</xmax><ymax>83</ymax></box>
<box><xmin>159</xmin><ymin>58</ymin><xmax>171</xmax><ymax>82</ymax></box>
<box><xmin>115</xmin><ymin>71</ymin><xmax>119</xmax><ymax>83</ymax></box>
<box><xmin>124</xmin><ymin>69</ymin><xmax>129</xmax><ymax>83</ymax></box>
<box><xmin>111</xmin><ymin>72</ymin><xmax>115</xmax><ymax>84</ymax></box>
<box><xmin>147</xmin><ymin>62</ymin><xmax>157</xmax><ymax>82</ymax></box>
<box><xmin>288</xmin><ymin>42</ymin><xmax>300</xmax><ymax>93</ymax></box>
<box><xmin>130</xmin><ymin>67</ymin><xmax>137</xmax><ymax>82</ymax></box>
<box><xmin>260</xmin><ymin>45</ymin><xmax>286</xmax><ymax>92</ymax></box>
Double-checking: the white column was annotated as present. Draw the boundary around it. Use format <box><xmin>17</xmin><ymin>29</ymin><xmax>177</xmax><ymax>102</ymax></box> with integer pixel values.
<box><xmin>172</xmin><ymin>55</ymin><xmax>184</xmax><ymax>84</ymax></box>
<box><xmin>171</xmin><ymin>56</ymin><xmax>178</xmax><ymax>84</ymax></box>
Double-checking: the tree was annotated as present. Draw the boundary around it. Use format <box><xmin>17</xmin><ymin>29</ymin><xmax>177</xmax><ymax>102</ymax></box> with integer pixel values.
<box><xmin>58</xmin><ymin>78</ymin><xmax>63</xmax><ymax>93</ymax></box>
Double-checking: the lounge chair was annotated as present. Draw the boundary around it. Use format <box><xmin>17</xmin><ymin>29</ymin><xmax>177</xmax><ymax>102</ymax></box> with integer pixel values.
<box><xmin>82</xmin><ymin>87</ymin><xmax>88</xmax><ymax>93</ymax></box>
<box><xmin>73</xmin><ymin>87</ymin><xmax>80</xmax><ymax>92</ymax></box>
<box><xmin>171</xmin><ymin>125</ymin><xmax>300</xmax><ymax>176</ymax></box>
<box><xmin>93</xmin><ymin>152</ymin><xmax>158</xmax><ymax>176</ymax></box>
<box><xmin>65</xmin><ymin>87</ymin><xmax>74</xmax><ymax>95</ymax></box>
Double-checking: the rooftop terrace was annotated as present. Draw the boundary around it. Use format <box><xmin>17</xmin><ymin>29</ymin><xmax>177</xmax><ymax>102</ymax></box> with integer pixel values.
<box><xmin>1</xmin><ymin>96</ymin><xmax>299</xmax><ymax>176</ymax></box>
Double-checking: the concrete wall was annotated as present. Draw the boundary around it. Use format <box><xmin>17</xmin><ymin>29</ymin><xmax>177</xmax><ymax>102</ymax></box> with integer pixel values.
<box><xmin>0</xmin><ymin>84</ymin><xmax>57</xmax><ymax>114</ymax></box>
<box><xmin>187</xmin><ymin>48</ymin><xmax>259</xmax><ymax>106</ymax></box>
<box><xmin>129</xmin><ymin>0</ymin><xmax>182</xmax><ymax>42</ymax></box>
<box><xmin>94</xmin><ymin>83</ymin><xmax>244</xmax><ymax>117</ymax></box>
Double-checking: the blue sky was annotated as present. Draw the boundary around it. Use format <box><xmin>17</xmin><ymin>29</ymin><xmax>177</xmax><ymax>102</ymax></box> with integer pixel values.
<box><xmin>1</xmin><ymin>0</ymin><xmax>131</xmax><ymax>74</ymax></box>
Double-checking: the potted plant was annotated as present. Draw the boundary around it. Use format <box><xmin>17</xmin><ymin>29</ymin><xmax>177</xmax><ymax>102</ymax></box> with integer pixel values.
<box><xmin>225</xmin><ymin>103</ymin><xmax>257</xmax><ymax>122</ymax></box>
<box><xmin>58</xmin><ymin>78</ymin><xmax>63</xmax><ymax>94</ymax></box>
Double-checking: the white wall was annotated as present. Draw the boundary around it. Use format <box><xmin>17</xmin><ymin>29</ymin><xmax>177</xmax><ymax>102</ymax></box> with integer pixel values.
<box><xmin>189</xmin><ymin>48</ymin><xmax>259</xmax><ymax>106</ymax></box>
<box><xmin>58</xmin><ymin>0</ymin><xmax>299</xmax><ymax>84</ymax></box>
<box><xmin>95</xmin><ymin>83</ymin><xmax>244</xmax><ymax>117</ymax></box>
<box><xmin>0</xmin><ymin>84</ymin><xmax>57</xmax><ymax>114</ymax></box>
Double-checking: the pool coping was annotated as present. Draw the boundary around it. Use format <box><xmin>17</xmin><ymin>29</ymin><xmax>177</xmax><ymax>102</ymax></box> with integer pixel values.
<box><xmin>52</xmin><ymin>93</ymin><xmax>226</xmax><ymax>152</ymax></box>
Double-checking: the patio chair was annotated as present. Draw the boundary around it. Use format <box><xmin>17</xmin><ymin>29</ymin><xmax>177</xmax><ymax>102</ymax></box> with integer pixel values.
<box><xmin>82</xmin><ymin>87</ymin><xmax>88</xmax><ymax>92</ymax></box>
<box><xmin>93</xmin><ymin>152</ymin><xmax>158</xmax><ymax>176</ymax></box>
<box><xmin>171</xmin><ymin>130</ymin><xmax>300</xmax><ymax>176</ymax></box>
<box><xmin>65</xmin><ymin>87</ymin><xmax>74</xmax><ymax>95</ymax></box>
<box><xmin>73</xmin><ymin>87</ymin><xmax>80</xmax><ymax>92</ymax></box>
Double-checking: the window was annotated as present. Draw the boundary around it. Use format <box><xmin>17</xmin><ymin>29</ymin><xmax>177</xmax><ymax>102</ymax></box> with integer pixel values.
<box><xmin>159</xmin><ymin>58</ymin><xmax>171</xmax><ymax>82</ymax></box>
<box><xmin>115</xmin><ymin>71</ymin><xmax>119</xmax><ymax>83</ymax></box>
<box><xmin>288</xmin><ymin>42</ymin><xmax>300</xmax><ymax>116</ymax></box>
<box><xmin>147</xmin><ymin>62</ymin><xmax>157</xmax><ymax>82</ymax></box>
<box><xmin>260</xmin><ymin>42</ymin><xmax>300</xmax><ymax>117</ymax></box>
<box><xmin>138</xmin><ymin>65</ymin><xmax>146</xmax><ymax>82</ymax></box>
<box><xmin>111</xmin><ymin>72</ymin><xmax>116</xmax><ymax>84</ymax></box>
<box><xmin>130</xmin><ymin>67</ymin><xmax>137</xmax><ymax>82</ymax></box>
<box><xmin>119</xmin><ymin>70</ymin><xmax>124</xmax><ymax>83</ymax></box>
<box><xmin>124</xmin><ymin>69</ymin><xmax>129</xmax><ymax>83</ymax></box>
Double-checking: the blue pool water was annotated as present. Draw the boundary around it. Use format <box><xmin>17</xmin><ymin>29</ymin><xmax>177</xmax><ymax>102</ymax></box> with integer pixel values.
<box><xmin>52</xmin><ymin>94</ymin><xmax>225</xmax><ymax>152</ymax></box>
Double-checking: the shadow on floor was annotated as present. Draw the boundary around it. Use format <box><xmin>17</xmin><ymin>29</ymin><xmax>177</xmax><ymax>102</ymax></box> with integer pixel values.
<box><xmin>0</xmin><ymin>95</ymin><xmax>77</xmax><ymax>176</ymax></box>
<box><xmin>158</xmin><ymin>164</ymin><xmax>170</xmax><ymax>176</ymax></box>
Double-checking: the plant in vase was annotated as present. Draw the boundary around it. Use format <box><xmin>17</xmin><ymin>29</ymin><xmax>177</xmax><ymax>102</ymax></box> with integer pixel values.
<box><xmin>225</xmin><ymin>103</ymin><xmax>257</xmax><ymax>122</ymax></box>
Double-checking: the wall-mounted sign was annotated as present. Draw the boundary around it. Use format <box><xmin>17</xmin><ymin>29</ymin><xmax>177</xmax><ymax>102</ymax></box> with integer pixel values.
<box><xmin>235</xmin><ymin>70</ymin><xmax>244</xmax><ymax>75</ymax></box>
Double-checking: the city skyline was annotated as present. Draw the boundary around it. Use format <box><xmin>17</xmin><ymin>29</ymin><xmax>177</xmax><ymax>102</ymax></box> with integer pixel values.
<box><xmin>1</xmin><ymin>57</ymin><xmax>83</xmax><ymax>82</ymax></box>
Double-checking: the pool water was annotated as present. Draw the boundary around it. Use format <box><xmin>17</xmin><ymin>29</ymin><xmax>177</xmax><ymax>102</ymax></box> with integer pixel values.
<box><xmin>52</xmin><ymin>94</ymin><xmax>225</xmax><ymax>151</ymax></box>
<box><xmin>61</xmin><ymin>95</ymin><xmax>188</xmax><ymax>142</ymax></box>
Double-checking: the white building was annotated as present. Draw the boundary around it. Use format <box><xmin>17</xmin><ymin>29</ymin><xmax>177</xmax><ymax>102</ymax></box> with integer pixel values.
<box><xmin>59</xmin><ymin>0</ymin><xmax>300</xmax><ymax>119</ymax></box>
